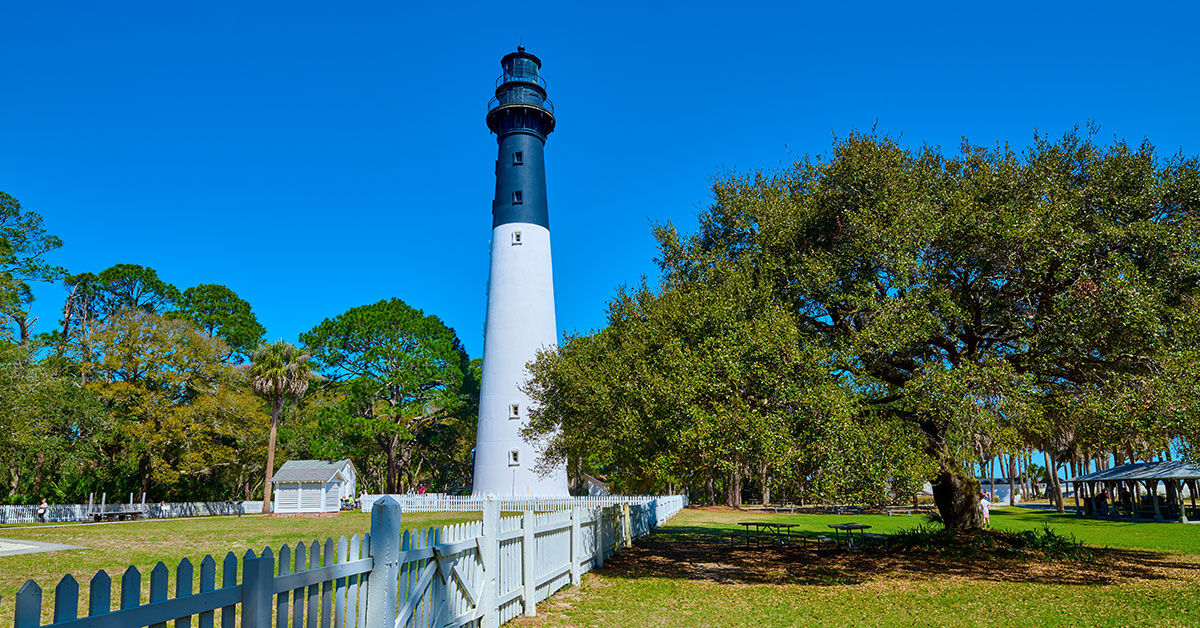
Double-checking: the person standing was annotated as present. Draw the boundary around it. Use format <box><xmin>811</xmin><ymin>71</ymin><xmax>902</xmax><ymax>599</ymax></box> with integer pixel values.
<box><xmin>979</xmin><ymin>491</ymin><xmax>991</xmax><ymax>528</ymax></box>
<box><xmin>37</xmin><ymin>498</ymin><xmax>48</xmax><ymax>523</ymax></box>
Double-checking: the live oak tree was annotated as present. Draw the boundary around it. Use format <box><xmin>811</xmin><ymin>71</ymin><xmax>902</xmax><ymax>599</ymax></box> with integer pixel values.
<box><xmin>524</xmin><ymin>266</ymin><xmax>930</xmax><ymax>506</ymax></box>
<box><xmin>302</xmin><ymin>298</ymin><xmax>472</xmax><ymax>494</ymax></box>
<box><xmin>84</xmin><ymin>309</ymin><xmax>264</xmax><ymax>500</ymax></box>
<box><xmin>528</xmin><ymin>128</ymin><xmax>1200</xmax><ymax>530</ymax></box>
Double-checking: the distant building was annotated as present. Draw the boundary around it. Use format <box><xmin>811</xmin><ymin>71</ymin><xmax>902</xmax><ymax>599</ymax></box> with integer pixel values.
<box><xmin>979</xmin><ymin>477</ymin><xmax>1022</xmax><ymax>506</ymax></box>
<box><xmin>272</xmin><ymin>459</ymin><xmax>357</xmax><ymax>514</ymax></box>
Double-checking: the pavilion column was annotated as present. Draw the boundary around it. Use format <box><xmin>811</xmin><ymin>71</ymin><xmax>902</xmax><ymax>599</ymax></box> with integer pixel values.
<box><xmin>1177</xmin><ymin>480</ymin><xmax>1187</xmax><ymax>523</ymax></box>
<box><xmin>1073</xmin><ymin>481</ymin><xmax>1082</xmax><ymax>515</ymax></box>
<box><xmin>1151</xmin><ymin>480</ymin><xmax>1163</xmax><ymax>522</ymax></box>
<box><xmin>1133</xmin><ymin>481</ymin><xmax>1142</xmax><ymax>520</ymax></box>
<box><xmin>1191</xmin><ymin>479</ymin><xmax>1198</xmax><ymax>521</ymax></box>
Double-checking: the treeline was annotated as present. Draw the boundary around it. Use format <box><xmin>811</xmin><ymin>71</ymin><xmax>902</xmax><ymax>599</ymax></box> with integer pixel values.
<box><xmin>0</xmin><ymin>192</ymin><xmax>479</xmax><ymax>505</ymax></box>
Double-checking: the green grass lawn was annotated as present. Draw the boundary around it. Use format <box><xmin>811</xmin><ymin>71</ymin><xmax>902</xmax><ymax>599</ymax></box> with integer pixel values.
<box><xmin>3</xmin><ymin>506</ymin><xmax>1199</xmax><ymax>627</ymax></box>
<box><xmin>516</xmin><ymin>506</ymin><xmax>1200</xmax><ymax>628</ymax></box>
<box><xmin>0</xmin><ymin>511</ymin><xmax>478</xmax><ymax>622</ymax></box>
<box><xmin>651</xmin><ymin>505</ymin><xmax>1200</xmax><ymax>554</ymax></box>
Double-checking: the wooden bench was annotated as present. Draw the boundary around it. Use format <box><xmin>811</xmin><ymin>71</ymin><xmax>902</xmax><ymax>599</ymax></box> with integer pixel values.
<box><xmin>862</xmin><ymin>533</ymin><xmax>890</xmax><ymax>549</ymax></box>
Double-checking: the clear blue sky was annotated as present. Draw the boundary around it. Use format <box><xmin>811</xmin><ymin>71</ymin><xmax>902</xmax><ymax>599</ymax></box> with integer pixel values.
<box><xmin>4</xmin><ymin>2</ymin><xmax>1198</xmax><ymax>358</ymax></box>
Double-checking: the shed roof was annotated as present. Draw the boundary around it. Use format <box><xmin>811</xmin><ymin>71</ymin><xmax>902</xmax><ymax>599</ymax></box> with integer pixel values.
<box><xmin>1071</xmin><ymin>461</ymin><xmax>1200</xmax><ymax>483</ymax></box>
<box><xmin>273</xmin><ymin>459</ymin><xmax>356</xmax><ymax>483</ymax></box>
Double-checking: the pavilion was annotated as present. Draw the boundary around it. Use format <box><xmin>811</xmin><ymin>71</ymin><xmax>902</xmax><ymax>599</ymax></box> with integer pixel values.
<box><xmin>1069</xmin><ymin>461</ymin><xmax>1200</xmax><ymax>523</ymax></box>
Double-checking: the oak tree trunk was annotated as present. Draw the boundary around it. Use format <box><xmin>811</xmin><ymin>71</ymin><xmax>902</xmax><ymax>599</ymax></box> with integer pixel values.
<box><xmin>760</xmin><ymin>462</ymin><xmax>770</xmax><ymax>506</ymax></box>
<box><xmin>931</xmin><ymin>469</ymin><xmax>982</xmax><ymax>532</ymax></box>
<box><xmin>32</xmin><ymin>451</ymin><xmax>44</xmax><ymax>499</ymax></box>
<box><xmin>725</xmin><ymin>466</ymin><xmax>743</xmax><ymax>508</ymax></box>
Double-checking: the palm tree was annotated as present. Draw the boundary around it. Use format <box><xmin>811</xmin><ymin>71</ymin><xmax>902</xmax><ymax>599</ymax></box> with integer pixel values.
<box><xmin>249</xmin><ymin>341</ymin><xmax>313</xmax><ymax>513</ymax></box>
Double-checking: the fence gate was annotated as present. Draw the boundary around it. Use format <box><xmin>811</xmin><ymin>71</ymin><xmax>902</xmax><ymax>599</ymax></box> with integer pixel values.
<box><xmin>396</xmin><ymin>522</ymin><xmax>485</xmax><ymax>628</ymax></box>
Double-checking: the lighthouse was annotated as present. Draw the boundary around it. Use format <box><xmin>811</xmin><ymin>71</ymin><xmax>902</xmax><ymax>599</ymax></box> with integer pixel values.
<box><xmin>472</xmin><ymin>47</ymin><xmax>569</xmax><ymax>497</ymax></box>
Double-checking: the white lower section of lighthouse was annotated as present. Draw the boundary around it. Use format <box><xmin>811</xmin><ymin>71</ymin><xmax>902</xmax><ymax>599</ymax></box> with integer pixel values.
<box><xmin>472</xmin><ymin>222</ymin><xmax>569</xmax><ymax>496</ymax></box>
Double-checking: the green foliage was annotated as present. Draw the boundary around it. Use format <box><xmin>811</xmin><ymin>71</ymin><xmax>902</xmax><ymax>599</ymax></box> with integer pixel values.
<box><xmin>527</xmin><ymin>127</ymin><xmax>1200</xmax><ymax>524</ymax></box>
<box><xmin>249</xmin><ymin>341</ymin><xmax>314</xmax><ymax>404</ymax></box>
<box><xmin>301</xmin><ymin>298</ymin><xmax>474</xmax><ymax>493</ymax></box>
<box><xmin>57</xmin><ymin>264</ymin><xmax>180</xmax><ymax>359</ymax></box>
<box><xmin>84</xmin><ymin>309</ymin><xmax>265</xmax><ymax>500</ymax></box>
<box><xmin>0</xmin><ymin>341</ymin><xmax>107</xmax><ymax>503</ymax></box>
<box><xmin>171</xmin><ymin>284</ymin><xmax>266</xmax><ymax>362</ymax></box>
<box><xmin>0</xmin><ymin>192</ymin><xmax>66</xmax><ymax>341</ymax></box>
<box><xmin>95</xmin><ymin>264</ymin><xmax>180</xmax><ymax>314</ymax></box>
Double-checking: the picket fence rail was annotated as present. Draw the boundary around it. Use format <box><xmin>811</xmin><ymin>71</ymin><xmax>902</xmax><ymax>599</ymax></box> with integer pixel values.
<box><xmin>0</xmin><ymin>501</ymin><xmax>268</xmax><ymax>525</ymax></box>
<box><xmin>8</xmin><ymin>494</ymin><xmax>687</xmax><ymax>628</ymax></box>
<box><xmin>359</xmin><ymin>494</ymin><xmax>686</xmax><ymax>528</ymax></box>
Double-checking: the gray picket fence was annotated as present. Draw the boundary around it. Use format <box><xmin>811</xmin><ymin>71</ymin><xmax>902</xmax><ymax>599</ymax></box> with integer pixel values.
<box><xmin>9</xmin><ymin>495</ymin><xmax>687</xmax><ymax>628</ymax></box>
<box><xmin>359</xmin><ymin>494</ymin><xmax>686</xmax><ymax>529</ymax></box>
<box><xmin>0</xmin><ymin>502</ymin><xmax>268</xmax><ymax>525</ymax></box>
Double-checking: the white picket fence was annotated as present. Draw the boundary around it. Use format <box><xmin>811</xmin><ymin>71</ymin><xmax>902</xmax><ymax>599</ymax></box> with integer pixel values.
<box><xmin>9</xmin><ymin>494</ymin><xmax>688</xmax><ymax>628</ymax></box>
<box><xmin>359</xmin><ymin>494</ymin><xmax>686</xmax><ymax>528</ymax></box>
<box><xmin>0</xmin><ymin>501</ymin><xmax>268</xmax><ymax>525</ymax></box>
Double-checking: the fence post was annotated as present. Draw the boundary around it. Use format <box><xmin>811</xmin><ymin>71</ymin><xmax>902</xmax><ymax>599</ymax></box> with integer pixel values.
<box><xmin>569</xmin><ymin>507</ymin><xmax>581</xmax><ymax>586</ymax></box>
<box><xmin>595</xmin><ymin>508</ymin><xmax>605</xmax><ymax>568</ymax></box>
<box><xmin>622</xmin><ymin>502</ymin><xmax>633</xmax><ymax>547</ymax></box>
<box><xmin>241</xmin><ymin>548</ymin><xmax>274</xmax><ymax>628</ymax></box>
<box><xmin>479</xmin><ymin>496</ymin><xmax>500</xmax><ymax>628</ymax></box>
<box><xmin>365</xmin><ymin>496</ymin><xmax>402</xmax><ymax>628</ymax></box>
<box><xmin>521</xmin><ymin>510</ymin><xmax>536</xmax><ymax>617</ymax></box>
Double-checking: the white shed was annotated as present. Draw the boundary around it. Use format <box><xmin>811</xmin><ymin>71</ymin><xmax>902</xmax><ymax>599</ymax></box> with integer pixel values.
<box><xmin>272</xmin><ymin>459</ymin><xmax>358</xmax><ymax>514</ymax></box>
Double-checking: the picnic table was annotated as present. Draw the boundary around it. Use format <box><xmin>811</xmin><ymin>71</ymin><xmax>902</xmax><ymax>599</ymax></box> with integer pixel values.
<box><xmin>827</xmin><ymin>523</ymin><xmax>872</xmax><ymax>549</ymax></box>
<box><xmin>737</xmin><ymin>521</ymin><xmax>801</xmax><ymax>547</ymax></box>
<box><xmin>89</xmin><ymin>510</ymin><xmax>144</xmax><ymax>522</ymax></box>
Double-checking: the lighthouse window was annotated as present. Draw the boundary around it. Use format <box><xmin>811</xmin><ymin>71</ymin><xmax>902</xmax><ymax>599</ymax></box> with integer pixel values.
<box><xmin>511</xmin><ymin>231</ymin><xmax>522</xmax><ymax>245</ymax></box>
<box><xmin>508</xmin><ymin>450</ymin><xmax>520</xmax><ymax>467</ymax></box>
<box><xmin>510</xmin><ymin>403</ymin><xmax>520</xmax><ymax>418</ymax></box>
<box><xmin>513</xmin><ymin>190</ymin><xmax>523</xmax><ymax>204</ymax></box>
<box><xmin>513</xmin><ymin>151</ymin><xmax>523</xmax><ymax>165</ymax></box>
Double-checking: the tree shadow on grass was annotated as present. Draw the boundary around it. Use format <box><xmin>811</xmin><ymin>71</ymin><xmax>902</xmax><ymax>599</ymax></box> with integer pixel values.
<box><xmin>601</xmin><ymin>525</ymin><xmax>1200</xmax><ymax>588</ymax></box>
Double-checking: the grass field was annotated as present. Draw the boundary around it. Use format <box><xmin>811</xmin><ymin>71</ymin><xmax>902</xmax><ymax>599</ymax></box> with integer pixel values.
<box><xmin>514</xmin><ymin>506</ymin><xmax>1200</xmax><ymax>628</ymax></box>
<box><xmin>0</xmin><ymin>511</ymin><xmax>477</xmax><ymax>622</ymax></box>
<box><xmin>2</xmin><ymin>506</ymin><xmax>1198</xmax><ymax>627</ymax></box>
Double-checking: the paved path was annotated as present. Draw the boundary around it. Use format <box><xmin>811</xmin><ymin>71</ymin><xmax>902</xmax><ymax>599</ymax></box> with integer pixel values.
<box><xmin>0</xmin><ymin>537</ymin><xmax>87</xmax><ymax>557</ymax></box>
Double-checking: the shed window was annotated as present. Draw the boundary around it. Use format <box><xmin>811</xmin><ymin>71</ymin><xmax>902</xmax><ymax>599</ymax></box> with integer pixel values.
<box><xmin>508</xmin><ymin>450</ymin><xmax>520</xmax><ymax>466</ymax></box>
<box><xmin>513</xmin><ymin>151</ymin><xmax>524</xmax><ymax>165</ymax></box>
<box><xmin>513</xmin><ymin>190</ymin><xmax>523</xmax><ymax>204</ymax></box>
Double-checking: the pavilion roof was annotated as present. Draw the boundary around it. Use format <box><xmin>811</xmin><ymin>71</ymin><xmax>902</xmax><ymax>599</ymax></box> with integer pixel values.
<box><xmin>1071</xmin><ymin>461</ymin><xmax>1200</xmax><ymax>483</ymax></box>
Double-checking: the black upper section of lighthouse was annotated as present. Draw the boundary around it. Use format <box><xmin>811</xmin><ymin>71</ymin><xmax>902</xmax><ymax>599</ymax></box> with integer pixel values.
<box><xmin>488</xmin><ymin>47</ymin><xmax>555</xmax><ymax>230</ymax></box>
